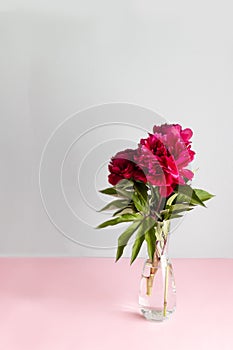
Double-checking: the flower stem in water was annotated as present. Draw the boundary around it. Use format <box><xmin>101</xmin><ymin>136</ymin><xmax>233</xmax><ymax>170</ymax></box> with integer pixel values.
<box><xmin>146</xmin><ymin>266</ymin><xmax>157</xmax><ymax>296</ymax></box>
<box><xmin>163</xmin><ymin>264</ymin><xmax>169</xmax><ymax>317</ymax></box>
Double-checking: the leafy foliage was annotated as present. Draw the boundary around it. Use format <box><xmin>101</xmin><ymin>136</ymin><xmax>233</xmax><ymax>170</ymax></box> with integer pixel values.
<box><xmin>116</xmin><ymin>221</ymin><xmax>142</xmax><ymax>262</ymax></box>
<box><xmin>96</xmin><ymin>213</ymin><xmax>142</xmax><ymax>229</ymax></box>
<box><xmin>130</xmin><ymin>216</ymin><xmax>156</xmax><ymax>264</ymax></box>
<box><xmin>98</xmin><ymin>179</ymin><xmax>214</xmax><ymax>263</ymax></box>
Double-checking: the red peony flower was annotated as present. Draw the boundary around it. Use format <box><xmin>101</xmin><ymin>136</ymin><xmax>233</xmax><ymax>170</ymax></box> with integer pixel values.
<box><xmin>135</xmin><ymin>124</ymin><xmax>195</xmax><ymax>196</ymax></box>
<box><xmin>108</xmin><ymin>149</ymin><xmax>146</xmax><ymax>186</ymax></box>
<box><xmin>108</xmin><ymin>124</ymin><xmax>195</xmax><ymax>197</ymax></box>
<box><xmin>134</xmin><ymin>135</ymin><xmax>177</xmax><ymax>196</ymax></box>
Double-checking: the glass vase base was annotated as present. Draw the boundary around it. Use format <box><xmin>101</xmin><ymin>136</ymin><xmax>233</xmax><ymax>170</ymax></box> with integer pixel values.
<box><xmin>140</xmin><ymin>307</ymin><xmax>175</xmax><ymax>322</ymax></box>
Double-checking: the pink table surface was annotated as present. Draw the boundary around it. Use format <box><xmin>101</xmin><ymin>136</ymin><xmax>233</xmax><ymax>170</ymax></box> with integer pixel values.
<box><xmin>0</xmin><ymin>258</ymin><xmax>232</xmax><ymax>350</ymax></box>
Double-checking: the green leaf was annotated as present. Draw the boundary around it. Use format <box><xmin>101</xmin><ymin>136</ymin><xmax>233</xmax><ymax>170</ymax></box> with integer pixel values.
<box><xmin>130</xmin><ymin>216</ymin><xmax>155</xmax><ymax>264</ymax></box>
<box><xmin>160</xmin><ymin>209</ymin><xmax>171</xmax><ymax>220</ymax></box>
<box><xmin>170</xmin><ymin>203</ymin><xmax>192</xmax><ymax>210</ymax></box>
<box><xmin>175</xmin><ymin>185</ymin><xmax>206</xmax><ymax>207</ymax></box>
<box><xmin>134</xmin><ymin>182</ymin><xmax>148</xmax><ymax>200</ymax></box>
<box><xmin>132</xmin><ymin>193</ymin><xmax>144</xmax><ymax>212</ymax></box>
<box><xmin>116</xmin><ymin>188</ymin><xmax>134</xmax><ymax>200</ymax></box>
<box><xmin>98</xmin><ymin>199</ymin><xmax>130</xmax><ymax>212</ymax></box>
<box><xmin>99</xmin><ymin>187</ymin><xmax>118</xmax><ymax>196</ymax></box>
<box><xmin>169</xmin><ymin>213</ymin><xmax>183</xmax><ymax>219</ymax></box>
<box><xmin>113</xmin><ymin>206</ymin><xmax>135</xmax><ymax>216</ymax></box>
<box><xmin>132</xmin><ymin>182</ymin><xmax>149</xmax><ymax>212</ymax></box>
<box><xmin>116</xmin><ymin>179</ymin><xmax>134</xmax><ymax>189</ymax></box>
<box><xmin>130</xmin><ymin>233</ymin><xmax>145</xmax><ymax>265</ymax></box>
<box><xmin>166</xmin><ymin>193</ymin><xmax>178</xmax><ymax>207</ymax></box>
<box><xmin>169</xmin><ymin>203</ymin><xmax>194</xmax><ymax>213</ymax></box>
<box><xmin>145</xmin><ymin>227</ymin><xmax>156</xmax><ymax>261</ymax></box>
<box><xmin>115</xmin><ymin>221</ymin><xmax>142</xmax><ymax>262</ymax></box>
<box><xmin>96</xmin><ymin>213</ymin><xmax>142</xmax><ymax>229</ymax></box>
<box><xmin>193</xmin><ymin>189</ymin><xmax>215</xmax><ymax>202</ymax></box>
<box><xmin>99</xmin><ymin>184</ymin><xmax>134</xmax><ymax>200</ymax></box>
<box><xmin>162</xmin><ymin>202</ymin><xmax>194</xmax><ymax>220</ymax></box>
<box><xmin>115</xmin><ymin>180</ymin><xmax>135</xmax><ymax>199</ymax></box>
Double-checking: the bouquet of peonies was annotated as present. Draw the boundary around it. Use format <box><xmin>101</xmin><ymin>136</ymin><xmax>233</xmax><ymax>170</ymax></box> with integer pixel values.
<box><xmin>97</xmin><ymin>124</ymin><xmax>214</xmax><ymax>264</ymax></box>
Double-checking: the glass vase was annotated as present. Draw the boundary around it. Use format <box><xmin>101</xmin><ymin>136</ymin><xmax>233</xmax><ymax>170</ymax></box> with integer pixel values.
<box><xmin>139</xmin><ymin>234</ymin><xmax>176</xmax><ymax>321</ymax></box>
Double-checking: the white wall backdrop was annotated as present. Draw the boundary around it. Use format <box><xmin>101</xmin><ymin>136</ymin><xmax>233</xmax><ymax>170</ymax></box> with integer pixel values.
<box><xmin>0</xmin><ymin>1</ymin><xmax>232</xmax><ymax>257</ymax></box>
